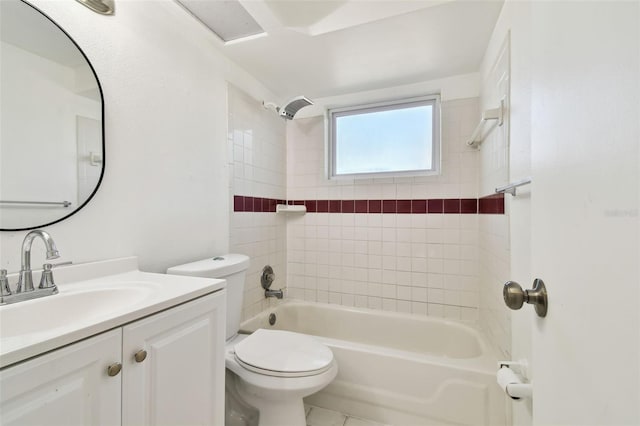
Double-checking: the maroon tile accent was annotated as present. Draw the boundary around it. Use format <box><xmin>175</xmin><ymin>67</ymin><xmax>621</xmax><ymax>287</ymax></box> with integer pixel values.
<box><xmin>460</xmin><ymin>198</ymin><xmax>478</xmax><ymax>214</ymax></box>
<box><xmin>234</xmin><ymin>195</ymin><xmax>244</xmax><ymax>212</ymax></box>
<box><xmin>479</xmin><ymin>193</ymin><xmax>505</xmax><ymax>214</ymax></box>
<box><xmin>233</xmin><ymin>195</ymin><xmax>503</xmax><ymax>215</ymax></box>
<box><xmin>397</xmin><ymin>200</ymin><xmax>412</xmax><ymax>214</ymax></box>
<box><xmin>428</xmin><ymin>199</ymin><xmax>443</xmax><ymax>213</ymax></box>
<box><xmin>305</xmin><ymin>200</ymin><xmax>317</xmax><ymax>213</ymax></box>
<box><xmin>369</xmin><ymin>200</ymin><xmax>382</xmax><ymax>213</ymax></box>
<box><xmin>244</xmin><ymin>196</ymin><xmax>254</xmax><ymax>212</ymax></box>
<box><xmin>478</xmin><ymin>198</ymin><xmax>495</xmax><ymax>214</ymax></box>
<box><xmin>443</xmin><ymin>199</ymin><xmax>460</xmax><ymax>214</ymax></box>
<box><xmin>355</xmin><ymin>200</ymin><xmax>368</xmax><ymax>213</ymax></box>
<box><xmin>342</xmin><ymin>200</ymin><xmax>354</xmax><ymax>213</ymax></box>
<box><xmin>317</xmin><ymin>200</ymin><xmax>329</xmax><ymax>213</ymax></box>
<box><xmin>412</xmin><ymin>199</ymin><xmax>427</xmax><ymax>214</ymax></box>
<box><xmin>383</xmin><ymin>200</ymin><xmax>397</xmax><ymax>214</ymax></box>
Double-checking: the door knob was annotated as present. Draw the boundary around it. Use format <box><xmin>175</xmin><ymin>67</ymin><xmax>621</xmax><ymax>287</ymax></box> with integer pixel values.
<box><xmin>503</xmin><ymin>278</ymin><xmax>548</xmax><ymax>317</ymax></box>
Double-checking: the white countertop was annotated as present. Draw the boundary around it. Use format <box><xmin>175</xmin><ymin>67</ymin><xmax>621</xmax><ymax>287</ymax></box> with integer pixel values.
<box><xmin>0</xmin><ymin>257</ymin><xmax>225</xmax><ymax>368</ymax></box>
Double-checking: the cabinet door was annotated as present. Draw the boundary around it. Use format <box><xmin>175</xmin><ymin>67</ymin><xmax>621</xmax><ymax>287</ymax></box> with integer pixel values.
<box><xmin>0</xmin><ymin>329</ymin><xmax>122</xmax><ymax>425</ymax></box>
<box><xmin>122</xmin><ymin>291</ymin><xmax>226</xmax><ymax>426</ymax></box>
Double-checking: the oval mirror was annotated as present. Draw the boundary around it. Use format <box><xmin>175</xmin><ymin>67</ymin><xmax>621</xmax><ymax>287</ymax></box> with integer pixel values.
<box><xmin>0</xmin><ymin>0</ymin><xmax>105</xmax><ymax>231</ymax></box>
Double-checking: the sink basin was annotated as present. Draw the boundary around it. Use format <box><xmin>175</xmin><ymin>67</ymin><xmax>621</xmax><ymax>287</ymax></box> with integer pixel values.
<box><xmin>0</xmin><ymin>285</ymin><xmax>152</xmax><ymax>338</ymax></box>
<box><xmin>0</xmin><ymin>257</ymin><xmax>226</xmax><ymax>368</ymax></box>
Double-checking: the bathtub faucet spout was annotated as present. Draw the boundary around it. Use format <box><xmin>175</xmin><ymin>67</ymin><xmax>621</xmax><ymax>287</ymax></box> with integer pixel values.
<box><xmin>265</xmin><ymin>288</ymin><xmax>283</xmax><ymax>299</ymax></box>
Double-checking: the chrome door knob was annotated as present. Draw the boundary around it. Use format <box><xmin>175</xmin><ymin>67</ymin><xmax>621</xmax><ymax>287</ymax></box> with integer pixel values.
<box><xmin>503</xmin><ymin>279</ymin><xmax>548</xmax><ymax>317</ymax></box>
<box><xmin>503</xmin><ymin>281</ymin><xmax>526</xmax><ymax>309</ymax></box>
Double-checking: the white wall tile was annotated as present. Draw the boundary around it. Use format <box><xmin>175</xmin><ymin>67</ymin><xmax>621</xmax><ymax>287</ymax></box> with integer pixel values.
<box><xmin>281</xmin><ymin>98</ymin><xmax>483</xmax><ymax>319</ymax></box>
<box><xmin>228</xmin><ymin>85</ymin><xmax>287</xmax><ymax>320</ymax></box>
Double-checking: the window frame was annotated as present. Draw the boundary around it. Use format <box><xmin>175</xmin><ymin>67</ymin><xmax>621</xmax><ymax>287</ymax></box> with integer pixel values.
<box><xmin>327</xmin><ymin>94</ymin><xmax>441</xmax><ymax>180</ymax></box>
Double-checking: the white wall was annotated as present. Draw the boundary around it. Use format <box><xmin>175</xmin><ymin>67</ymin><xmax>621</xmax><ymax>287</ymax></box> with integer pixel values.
<box><xmin>0</xmin><ymin>0</ymin><xmax>277</xmax><ymax>274</ymax></box>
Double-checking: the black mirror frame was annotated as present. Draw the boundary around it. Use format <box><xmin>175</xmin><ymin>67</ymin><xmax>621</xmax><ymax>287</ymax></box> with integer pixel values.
<box><xmin>1</xmin><ymin>0</ymin><xmax>106</xmax><ymax>232</ymax></box>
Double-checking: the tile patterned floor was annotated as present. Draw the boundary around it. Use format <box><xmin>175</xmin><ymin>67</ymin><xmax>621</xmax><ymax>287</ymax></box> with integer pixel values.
<box><xmin>305</xmin><ymin>405</ymin><xmax>389</xmax><ymax>426</ymax></box>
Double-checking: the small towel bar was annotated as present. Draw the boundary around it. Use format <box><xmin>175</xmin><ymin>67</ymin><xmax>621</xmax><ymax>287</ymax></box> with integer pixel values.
<box><xmin>495</xmin><ymin>178</ymin><xmax>532</xmax><ymax>196</ymax></box>
<box><xmin>0</xmin><ymin>200</ymin><xmax>72</xmax><ymax>207</ymax></box>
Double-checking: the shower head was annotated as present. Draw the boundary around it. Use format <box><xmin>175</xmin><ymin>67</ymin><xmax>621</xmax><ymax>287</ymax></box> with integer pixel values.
<box><xmin>263</xmin><ymin>96</ymin><xmax>314</xmax><ymax>120</ymax></box>
<box><xmin>279</xmin><ymin>96</ymin><xmax>313</xmax><ymax>120</ymax></box>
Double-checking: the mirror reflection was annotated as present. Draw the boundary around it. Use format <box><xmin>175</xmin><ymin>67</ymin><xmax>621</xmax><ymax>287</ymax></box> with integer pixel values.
<box><xmin>0</xmin><ymin>0</ymin><xmax>104</xmax><ymax>231</ymax></box>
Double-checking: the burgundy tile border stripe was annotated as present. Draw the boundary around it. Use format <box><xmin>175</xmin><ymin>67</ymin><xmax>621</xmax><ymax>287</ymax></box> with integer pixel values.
<box><xmin>233</xmin><ymin>195</ymin><xmax>285</xmax><ymax>213</ymax></box>
<box><xmin>233</xmin><ymin>195</ymin><xmax>503</xmax><ymax>214</ymax></box>
<box><xmin>478</xmin><ymin>193</ymin><xmax>505</xmax><ymax>214</ymax></box>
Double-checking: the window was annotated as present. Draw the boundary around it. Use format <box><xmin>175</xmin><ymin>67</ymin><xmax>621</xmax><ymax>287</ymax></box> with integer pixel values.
<box><xmin>328</xmin><ymin>95</ymin><xmax>440</xmax><ymax>178</ymax></box>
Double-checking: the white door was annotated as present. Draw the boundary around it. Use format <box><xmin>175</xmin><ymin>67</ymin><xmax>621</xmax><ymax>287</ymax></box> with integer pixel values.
<box><xmin>0</xmin><ymin>329</ymin><xmax>122</xmax><ymax>425</ymax></box>
<box><xmin>122</xmin><ymin>291</ymin><xmax>226</xmax><ymax>426</ymax></box>
<box><xmin>528</xmin><ymin>2</ymin><xmax>639</xmax><ymax>424</ymax></box>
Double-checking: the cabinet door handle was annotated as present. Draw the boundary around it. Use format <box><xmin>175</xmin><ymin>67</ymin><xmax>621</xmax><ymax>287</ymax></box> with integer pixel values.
<box><xmin>134</xmin><ymin>350</ymin><xmax>147</xmax><ymax>363</ymax></box>
<box><xmin>107</xmin><ymin>362</ymin><xmax>122</xmax><ymax>377</ymax></box>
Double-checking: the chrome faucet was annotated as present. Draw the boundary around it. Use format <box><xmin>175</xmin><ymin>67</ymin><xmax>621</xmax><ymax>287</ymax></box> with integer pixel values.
<box><xmin>261</xmin><ymin>265</ymin><xmax>284</xmax><ymax>299</ymax></box>
<box><xmin>265</xmin><ymin>288</ymin><xmax>284</xmax><ymax>299</ymax></box>
<box><xmin>0</xmin><ymin>230</ymin><xmax>63</xmax><ymax>305</ymax></box>
<box><xmin>16</xmin><ymin>230</ymin><xmax>60</xmax><ymax>293</ymax></box>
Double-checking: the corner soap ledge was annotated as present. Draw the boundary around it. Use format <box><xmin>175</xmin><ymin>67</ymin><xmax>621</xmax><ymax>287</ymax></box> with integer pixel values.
<box><xmin>276</xmin><ymin>204</ymin><xmax>307</xmax><ymax>214</ymax></box>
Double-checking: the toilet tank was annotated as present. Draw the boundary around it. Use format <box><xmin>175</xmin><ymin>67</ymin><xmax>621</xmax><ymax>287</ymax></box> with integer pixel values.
<box><xmin>166</xmin><ymin>254</ymin><xmax>250</xmax><ymax>341</ymax></box>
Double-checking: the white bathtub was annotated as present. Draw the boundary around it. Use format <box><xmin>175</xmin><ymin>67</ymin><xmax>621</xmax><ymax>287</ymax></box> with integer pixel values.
<box><xmin>241</xmin><ymin>301</ymin><xmax>508</xmax><ymax>426</ymax></box>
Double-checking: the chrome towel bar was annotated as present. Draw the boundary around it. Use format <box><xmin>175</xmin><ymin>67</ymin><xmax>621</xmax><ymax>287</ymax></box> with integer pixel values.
<box><xmin>0</xmin><ymin>200</ymin><xmax>72</xmax><ymax>207</ymax></box>
<box><xmin>495</xmin><ymin>177</ymin><xmax>532</xmax><ymax>196</ymax></box>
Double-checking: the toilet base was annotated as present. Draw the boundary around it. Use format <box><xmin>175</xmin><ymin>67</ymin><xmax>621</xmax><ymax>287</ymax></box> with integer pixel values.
<box><xmin>226</xmin><ymin>370</ymin><xmax>259</xmax><ymax>426</ymax></box>
<box><xmin>225</xmin><ymin>361</ymin><xmax>338</xmax><ymax>426</ymax></box>
<box><xmin>236</xmin><ymin>390</ymin><xmax>306</xmax><ymax>426</ymax></box>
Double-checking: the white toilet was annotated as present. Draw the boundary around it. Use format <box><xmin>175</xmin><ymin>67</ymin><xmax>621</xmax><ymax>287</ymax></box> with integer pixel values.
<box><xmin>167</xmin><ymin>254</ymin><xmax>337</xmax><ymax>426</ymax></box>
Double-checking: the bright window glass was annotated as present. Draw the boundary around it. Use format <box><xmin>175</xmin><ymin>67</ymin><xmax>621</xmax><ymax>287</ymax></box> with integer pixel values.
<box><xmin>329</xmin><ymin>97</ymin><xmax>440</xmax><ymax>178</ymax></box>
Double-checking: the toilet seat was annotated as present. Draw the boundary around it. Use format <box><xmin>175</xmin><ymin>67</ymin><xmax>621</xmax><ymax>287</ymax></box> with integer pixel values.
<box><xmin>233</xmin><ymin>329</ymin><xmax>334</xmax><ymax>378</ymax></box>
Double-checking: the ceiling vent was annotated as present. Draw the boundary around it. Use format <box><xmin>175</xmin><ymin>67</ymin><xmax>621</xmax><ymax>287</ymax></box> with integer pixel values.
<box><xmin>176</xmin><ymin>0</ymin><xmax>265</xmax><ymax>43</ymax></box>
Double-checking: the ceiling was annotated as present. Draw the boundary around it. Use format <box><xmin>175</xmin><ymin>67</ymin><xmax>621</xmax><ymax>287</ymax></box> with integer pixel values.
<box><xmin>214</xmin><ymin>0</ymin><xmax>504</xmax><ymax>99</ymax></box>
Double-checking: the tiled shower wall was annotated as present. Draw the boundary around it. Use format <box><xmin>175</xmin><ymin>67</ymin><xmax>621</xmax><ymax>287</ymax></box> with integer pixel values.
<box><xmin>478</xmin><ymin>37</ymin><xmax>512</xmax><ymax>358</ymax></box>
<box><xmin>227</xmin><ymin>85</ymin><xmax>287</xmax><ymax>320</ymax></box>
<box><xmin>285</xmin><ymin>98</ymin><xmax>484</xmax><ymax>320</ymax></box>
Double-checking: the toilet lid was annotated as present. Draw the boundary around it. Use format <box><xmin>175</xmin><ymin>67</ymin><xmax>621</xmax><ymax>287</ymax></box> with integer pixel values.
<box><xmin>233</xmin><ymin>329</ymin><xmax>334</xmax><ymax>377</ymax></box>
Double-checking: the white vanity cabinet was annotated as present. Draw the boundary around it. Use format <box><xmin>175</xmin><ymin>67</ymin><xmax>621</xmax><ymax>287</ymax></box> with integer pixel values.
<box><xmin>0</xmin><ymin>329</ymin><xmax>122</xmax><ymax>425</ymax></box>
<box><xmin>0</xmin><ymin>291</ymin><xmax>225</xmax><ymax>426</ymax></box>
<box><xmin>122</xmin><ymin>291</ymin><xmax>225</xmax><ymax>426</ymax></box>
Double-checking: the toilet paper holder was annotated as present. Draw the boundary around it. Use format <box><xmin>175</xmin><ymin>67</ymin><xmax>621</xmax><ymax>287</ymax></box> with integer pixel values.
<box><xmin>497</xmin><ymin>361</ymin><xmax>532</xmax><ymax>400</ymax></box>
